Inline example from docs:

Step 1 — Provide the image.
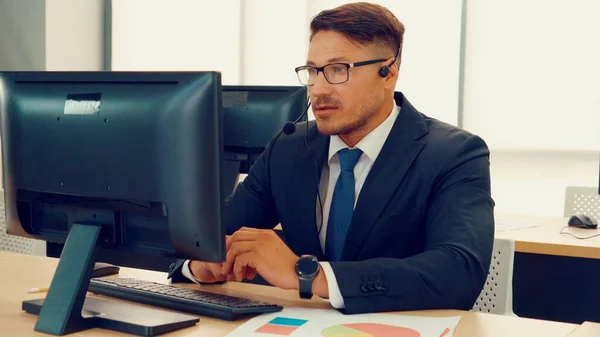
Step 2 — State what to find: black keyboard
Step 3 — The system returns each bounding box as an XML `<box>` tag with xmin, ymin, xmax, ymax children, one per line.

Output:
<box><xmin>88</xmin><ymin>278</ymin><xmax>283</xmax><ymax>321</ymax></box>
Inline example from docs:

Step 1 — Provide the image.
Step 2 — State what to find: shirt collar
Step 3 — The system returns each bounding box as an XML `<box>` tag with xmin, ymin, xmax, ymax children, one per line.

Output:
<box><xmin>328</xmin><ymin>103</ymin><xmax>400</xmax><ymax>164</ymax></box>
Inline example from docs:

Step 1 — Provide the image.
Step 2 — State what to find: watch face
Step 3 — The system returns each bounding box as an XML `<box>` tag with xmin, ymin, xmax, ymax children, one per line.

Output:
<box><xmin>296</xmin><ymin>255</ymin><xmax>319</xmax><ymax>277</ymax></box>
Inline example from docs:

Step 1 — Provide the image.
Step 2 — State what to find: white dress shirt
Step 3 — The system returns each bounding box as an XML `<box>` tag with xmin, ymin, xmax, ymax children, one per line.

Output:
<box><xmin>183</xmin><ymin>102</ymin><xmax>400</xmax><ymax>309</ymax></box>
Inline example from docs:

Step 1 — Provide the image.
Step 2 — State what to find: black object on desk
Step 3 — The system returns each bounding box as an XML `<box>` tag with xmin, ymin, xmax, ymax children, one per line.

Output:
<box><xmin>22</xmin><ymin>297</ymin><xmax>199</xmax><ymax>337</ymax></box>
<box><xmin>568</xmin><ymin>214</ymin><xmax>598</xmax><ymax>229</ymax></box>
<box><xmin>92</xmin><ymin>262</ymin><xmax>120</xmax><ymax>278</ymax></box>
<box><xmin>0</xmin><ymin>71</ymin><xmax>224</xmax><ymax>336</ymax></box>
<box><xmin>88</xmin><ymin>278</ymin><xmax>283</xmax><ymax>321</ymax></box>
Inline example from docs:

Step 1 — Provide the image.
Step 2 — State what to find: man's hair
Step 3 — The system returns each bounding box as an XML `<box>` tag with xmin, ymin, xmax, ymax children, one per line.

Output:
<box><xmin>310</xmin><ymin>2</ymin><xmax>405</xmax><ymax>62</ymax></box>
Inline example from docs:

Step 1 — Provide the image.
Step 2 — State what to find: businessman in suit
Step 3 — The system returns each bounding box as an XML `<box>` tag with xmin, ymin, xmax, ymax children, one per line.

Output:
<box><xmin>169</xmin><ymin>2</ymin><xmax>494</xmax><ymax>314</ymax></box>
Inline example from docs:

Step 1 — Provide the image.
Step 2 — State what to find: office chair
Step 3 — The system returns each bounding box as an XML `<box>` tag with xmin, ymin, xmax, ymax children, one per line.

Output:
<box><xmin>472</xmin><ymin>237</ymin><xmax>516</xmax><ymax>316</ymax></box>
<box><xmin>564</xmin><ymin>186</ymin><xmax>600</xmax><ymax>220</ymax></box>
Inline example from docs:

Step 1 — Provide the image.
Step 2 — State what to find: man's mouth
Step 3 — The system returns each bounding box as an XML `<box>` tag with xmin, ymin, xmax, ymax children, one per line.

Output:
<box><xmin>314</xmin><ymin>105</ymin><xmax>338</xmax><ymax>111</ymax></box>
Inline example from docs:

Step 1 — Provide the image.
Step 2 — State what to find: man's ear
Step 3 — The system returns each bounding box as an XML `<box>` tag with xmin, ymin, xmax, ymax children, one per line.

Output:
<box><xmin>382</xmin><ymin>58</ymin><xmax>400</xmax><ymax>90</ymax></box>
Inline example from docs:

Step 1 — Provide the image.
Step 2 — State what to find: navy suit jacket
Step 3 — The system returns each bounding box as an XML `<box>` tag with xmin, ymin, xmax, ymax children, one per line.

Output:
<box><xmin>169</xmin><ymin>92</ymin><xmax>495</xmax><ymax>314</ymax></box>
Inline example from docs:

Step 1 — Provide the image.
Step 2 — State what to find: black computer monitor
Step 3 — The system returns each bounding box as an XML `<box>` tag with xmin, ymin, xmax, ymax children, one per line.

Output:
<box><xmin>221</xmin><ymin>85</ymin><xmax>308</xmax><ymax>194</ymax></box>
<box><xmin>0</xmin><ymin>73</ymin><xmax>308</xmax><ymax>335</ymax></box>
<box><xmin>44</xmin><ymin>85</ymin><xmax>309</xmax><ymax>273</ymax></box>
<box><xmin>0</xmin><ymin>71</ymin><xmax>226</xmax><ymax>335</ymax></box>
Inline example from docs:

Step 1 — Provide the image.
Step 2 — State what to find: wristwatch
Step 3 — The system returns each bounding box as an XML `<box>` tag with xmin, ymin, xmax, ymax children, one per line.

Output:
<box><xmin>295</xmin><ymin>254</ymin><xmax>320</xmax><ymax>299</ymax></box>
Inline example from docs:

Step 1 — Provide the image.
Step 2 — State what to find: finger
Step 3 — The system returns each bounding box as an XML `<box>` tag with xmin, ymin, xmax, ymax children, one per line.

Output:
<box><xmin>189</xmin><ymin>261</ymin><xmax>211</xmax><ymax>282</ymax></box>
<box><xmin>206</xmin><ymin>262</ymin><xmax>225</xmax><ymax>282</ymax></box>
<box><xmin>226</xmin><ymin>231</ymin><xmax>264</xmax><ymax>251</ymax></box>
<box><xmin>233</xmin><ymin>252</ymin><xmax>257</xmax><ymax>282</ymax></box>
<box><xmin>246</xmin><ymin>267</ymin><xmax>258</xmax><ymax>280</ymax></box>
<box><xmin>235</xmin><ymin>265</ymin><xmax>247</xmax><ymax>282</ymax></box>
<box><xmin>238</xmin><ymin>226</ymin><xmax>269</xmax><ymax>232</ymax></box>
<box><xmin>222</xmin><ymin>241</ymin><xmax>256</xmax><ymax>275</ymax></box>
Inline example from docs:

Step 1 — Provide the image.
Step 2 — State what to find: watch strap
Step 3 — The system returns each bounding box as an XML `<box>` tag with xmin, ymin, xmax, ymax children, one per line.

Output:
<box><xmin>299</xmin><ymin>276</ymin><xmax>313</xmax><ymax>299</ymax></box>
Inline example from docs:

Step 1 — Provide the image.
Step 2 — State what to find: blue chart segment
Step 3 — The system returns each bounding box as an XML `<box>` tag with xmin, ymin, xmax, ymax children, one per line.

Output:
<box><xmin>254</xmin><ymin>317</ymin><xmax>308</xmax><ymax>335</ymax></box>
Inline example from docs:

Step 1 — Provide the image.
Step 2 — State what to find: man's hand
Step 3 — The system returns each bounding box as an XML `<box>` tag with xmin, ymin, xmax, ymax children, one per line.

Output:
<box><xmin>188</xmin><ymin>260</ymin><xmax>226</xmax><ymax>283</ymax></box>
<box><xmin>221</xmin><ymin>227</ymin><xmax>300</xmax><ymax>290</ymax></box>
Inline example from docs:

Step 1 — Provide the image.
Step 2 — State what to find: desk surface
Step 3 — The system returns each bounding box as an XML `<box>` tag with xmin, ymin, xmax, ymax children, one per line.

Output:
<box><xmin>0</xmin><ymin>252</ymin><xmax>579</xmax><ymax>337</ymax></box>
<box><xmin>495</xmin><ymin>214</ymin><xmax>600</xmax><ymax>259</ymax></box>
<box><xmin>568</xmin><ymin>322</ymin><xmax>600</xmax><ymax>336</ymax></box>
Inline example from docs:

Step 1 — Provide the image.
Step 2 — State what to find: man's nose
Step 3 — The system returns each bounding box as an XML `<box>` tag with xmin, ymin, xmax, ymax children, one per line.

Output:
<box><xmin>309</xmin><ymin>72</ymin><xmax>333</xmax><ymax>97</ymax></box>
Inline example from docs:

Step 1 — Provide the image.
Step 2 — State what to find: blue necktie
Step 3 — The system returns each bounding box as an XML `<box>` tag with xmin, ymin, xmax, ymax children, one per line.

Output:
<box><xmin>325</xmin><ymin>148</ymin><xmax>363</xmax><ymax>261</ymax></box>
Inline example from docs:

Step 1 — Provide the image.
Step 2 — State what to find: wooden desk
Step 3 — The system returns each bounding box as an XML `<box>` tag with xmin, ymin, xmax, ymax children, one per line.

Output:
<box><xmin>0</xmin><ymin>252</ymin><xmax>579</xmax><ymax>337</ymax></box>
<box><xmin>568</xmin><ymin>322</ymin><xmax>600</xmax><ymax>337</ymax></box>
<box><xmin>494</xmin><ymin>214</ymin><xmax>600</xmax><ymax>324</ymax></box>
<box><xmin>495</xmin><ymin>214</ymin><xmax>600</xmax><ymax>259</ymax></box>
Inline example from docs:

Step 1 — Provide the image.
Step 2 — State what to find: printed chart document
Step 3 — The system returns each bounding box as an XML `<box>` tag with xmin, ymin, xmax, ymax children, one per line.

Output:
<box><xmin>226</xmin><ymin>307</ymin><xmax>461</xmax><ymax>337</ymax></box>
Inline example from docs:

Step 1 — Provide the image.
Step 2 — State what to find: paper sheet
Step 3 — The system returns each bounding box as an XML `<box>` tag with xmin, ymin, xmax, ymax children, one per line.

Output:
<box><xmin>495</xmin><ymin>219</ymin><xmax>541</xmax><ymax>231</ymax></box>
<box><xmin>226</xmin><ymin>307</ymin><xmax>461</xmax><ymax>337</ymax></box>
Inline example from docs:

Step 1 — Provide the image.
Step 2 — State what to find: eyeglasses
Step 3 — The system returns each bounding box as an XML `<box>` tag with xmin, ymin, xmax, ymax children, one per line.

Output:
<box><xmin>294</xmin><ymin>58</ymin><xmax>387</xmax><ymax>86</ymax></box>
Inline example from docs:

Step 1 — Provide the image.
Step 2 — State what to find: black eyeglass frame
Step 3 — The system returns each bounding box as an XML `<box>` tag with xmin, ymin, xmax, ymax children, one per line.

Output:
<box><xmin>294</xmin><ymin>58</ymin><xmax>387</xmax><ymax>86</ymax></box>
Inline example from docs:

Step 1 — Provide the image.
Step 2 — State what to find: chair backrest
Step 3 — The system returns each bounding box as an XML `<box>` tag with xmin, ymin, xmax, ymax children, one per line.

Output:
<box><xmin>564</xmin><ymin>186</ymin><xmax>600</xmax><ymax>220</ymax></box>
<box><xmin>472</xmin><ymin>237</ymin><xmax>515</xmax><ymax>315</ymax></box>
<box><xmin>0</xmin><ymin>195</ymin><xmax>36</xmax><ymax>255</ymax></box>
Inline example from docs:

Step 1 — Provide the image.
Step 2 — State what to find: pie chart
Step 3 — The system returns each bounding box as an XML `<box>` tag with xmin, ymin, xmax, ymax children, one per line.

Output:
<box><xmin>321</xmin><ymin>323</ymin><xmax>421</xmax><ymax>337</ymax></box>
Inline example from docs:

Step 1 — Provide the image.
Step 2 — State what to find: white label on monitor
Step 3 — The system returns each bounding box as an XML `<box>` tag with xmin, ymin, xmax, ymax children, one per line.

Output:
<box><xmin>64</xmin><ymin>93</ymin><xmax>102</xmax><ymax>115</ymax></box>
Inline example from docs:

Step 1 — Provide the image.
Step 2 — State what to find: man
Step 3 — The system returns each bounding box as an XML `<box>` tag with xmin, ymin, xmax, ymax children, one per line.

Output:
<box><xmin>169</xmin><ymin>2</ymin><xmax>494</xmax><ymax>314</ymax></box>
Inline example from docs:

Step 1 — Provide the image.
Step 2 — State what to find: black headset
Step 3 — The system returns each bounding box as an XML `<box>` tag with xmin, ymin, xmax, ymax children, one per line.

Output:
<box><xmin>379</xmin><ymin>48</ymin><xmax>401</xmax><ymax>78</ymax></box>
<box><xmin>379</xmin><ymin>65</ymin><xmax>390</xmax><ymax>78</ymax></box>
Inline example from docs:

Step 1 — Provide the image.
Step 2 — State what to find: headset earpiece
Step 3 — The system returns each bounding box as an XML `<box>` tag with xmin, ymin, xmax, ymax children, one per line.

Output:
<box><xmin>379</xmin><ymin>66</ymin><xmax>390</xmax><ymax>78</ymax></box>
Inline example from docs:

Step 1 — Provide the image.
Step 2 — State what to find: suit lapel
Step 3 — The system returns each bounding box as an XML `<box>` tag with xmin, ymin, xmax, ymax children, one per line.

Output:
<box><xmin>287</xmin><ymin>122</ymin><xmax>328</xmax><ymax>260</ymax></box>
<box><xmin>341</xmin><ymin>93</ymin><xmax>429</xmax><ymax>260</ymax></box>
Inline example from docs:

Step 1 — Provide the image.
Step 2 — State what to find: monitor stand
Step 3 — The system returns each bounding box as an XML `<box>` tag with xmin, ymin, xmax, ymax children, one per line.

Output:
<box><xmin>22</xmin><ymin>223</ymin><xmax>199</xmax><ymax>336</ymax></box>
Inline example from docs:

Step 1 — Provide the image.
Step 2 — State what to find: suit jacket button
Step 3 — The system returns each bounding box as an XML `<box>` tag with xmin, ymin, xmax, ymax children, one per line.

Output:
<box><xmin>367</xmin><ymin>281</ymin><xmax>375</xmax><ymax>292</ymax></box>
<box><xmin>381</xmin><ymin>281</ymin><xmax>389</xmax><ymax>291</ymax></box>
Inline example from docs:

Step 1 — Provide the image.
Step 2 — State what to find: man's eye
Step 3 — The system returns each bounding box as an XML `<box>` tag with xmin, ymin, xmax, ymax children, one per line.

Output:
<box><xmin>333</xmin><ymin>66</ymin><xmax>345</xmax><ymax>73</ymax></box>
<box><xmin>308</xmin><ymin>68</ymin><xmax>318</xmax><ymax>75</ymax></box>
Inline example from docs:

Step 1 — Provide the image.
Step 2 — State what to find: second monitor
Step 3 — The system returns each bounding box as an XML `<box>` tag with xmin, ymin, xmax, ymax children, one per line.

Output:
<box><xmin>221</xmin><ymin>85</ymin><xmax>308</xmax><ymax>196</ymax></box>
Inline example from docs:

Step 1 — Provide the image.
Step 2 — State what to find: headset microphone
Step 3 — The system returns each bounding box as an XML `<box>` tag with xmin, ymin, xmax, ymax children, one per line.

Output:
<box><xmin>282</xmin><ymin>122</ymin><xmax>296</xmax><ymax>135</ymax></box>
<box><xmin>283</xmin><ymin>101</ymin><xmax>311</xmax><ymax>135</ymax></box>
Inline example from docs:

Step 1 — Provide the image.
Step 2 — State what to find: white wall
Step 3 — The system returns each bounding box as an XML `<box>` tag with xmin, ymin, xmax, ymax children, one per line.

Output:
<box><xmin>0</xmin><ymin>0</ymin><xmax>46</xmax><ymax>71</ymax></box>
<box><xmin>464</xmin><ymin>0</ymin><xmax>600</xmax><ymax>217</ymax></box>
<box><xmin>45</xmin><ymin>0</ymin><xmax>104</xmax><ymax>71</ymax></box>
<box><xmin>463</xmin><ymin>0</ymin><xmax>600</xmax><ymax>152</ymax></box>
<box><xmin>111</xmin><ymin>0</ymin><xmax>242</xmax><ymax>85</ymax></box>
<box><xmin>241</xmin><ymin>0</ymin><xmax>308</xmax><ymax>86</ymax></box>
<box><xmin>490</xmin><ymin>151</ymin><xmax>599</xmax><ymax>217</ymax></box>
